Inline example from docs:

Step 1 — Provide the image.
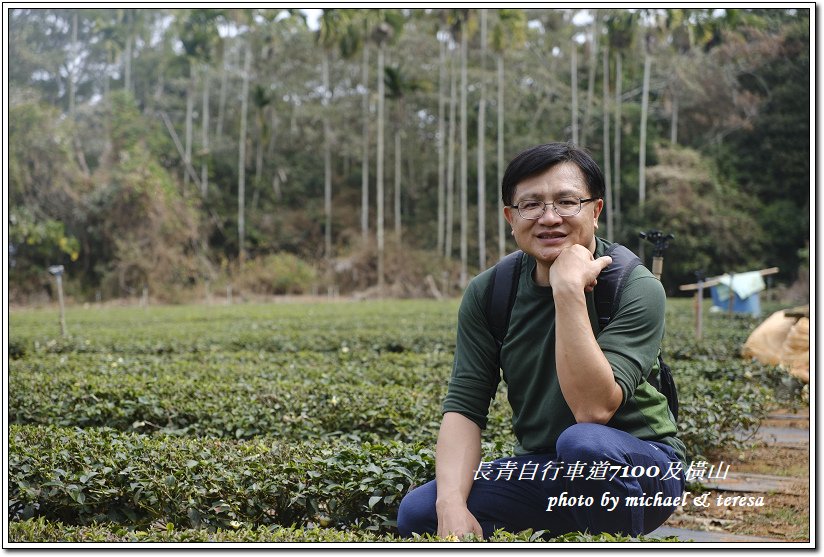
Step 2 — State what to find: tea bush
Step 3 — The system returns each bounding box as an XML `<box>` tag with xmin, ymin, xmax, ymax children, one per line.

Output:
<box><xmin>7</xmin><ymin>516</ymin><xmax>678</xmax><ymax>543</ymax></box>
<box><xmin>9</xmin><ymin>364</ymin><xmax>445</xmax><ymax>441</ymax></box>
<box><xmin>9</xmin><ymin>350</ymin><xmax>516</xmax><ymax>446</ymax></box>
<box><xmin>7</xmin><ymin>298</ymin><xmax>798</xmax><ymax>543</ymax></box>
<box><xmin>8</xmin><ymin>425</ymin><xmax>435</xmax><ymax>532</ymax></box>
<box><xmin>8</xmin><ymin>300</ymin><xmax>458</xmax><ymax>355</ymax></box>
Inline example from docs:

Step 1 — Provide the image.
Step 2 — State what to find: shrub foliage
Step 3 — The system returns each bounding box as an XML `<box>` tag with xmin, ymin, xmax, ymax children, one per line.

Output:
<box><xmin>7</xmin><ymin>298</ymin><xmax>798</xmax><ymax>542</ymax></box>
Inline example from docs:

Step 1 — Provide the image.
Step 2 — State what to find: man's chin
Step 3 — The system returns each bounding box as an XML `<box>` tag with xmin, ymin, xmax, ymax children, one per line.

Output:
<box><xmin>531</xmin><ymin>247</ymin><xmax>562</xmax><ymax>266</ymax></box>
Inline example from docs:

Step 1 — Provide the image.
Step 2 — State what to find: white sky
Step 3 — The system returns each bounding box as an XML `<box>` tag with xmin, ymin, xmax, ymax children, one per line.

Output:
<box><xmin>302</xmin><ymin>8</ymin><xmax>321</xmax><ymax>31</ymax></box>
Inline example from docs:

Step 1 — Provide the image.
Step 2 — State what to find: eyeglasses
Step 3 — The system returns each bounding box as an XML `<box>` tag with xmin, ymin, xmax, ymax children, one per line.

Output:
<box><xmin>509</xmin><ymin>197</ymin><xmax>598</xmax><ymax>220</ymax></box>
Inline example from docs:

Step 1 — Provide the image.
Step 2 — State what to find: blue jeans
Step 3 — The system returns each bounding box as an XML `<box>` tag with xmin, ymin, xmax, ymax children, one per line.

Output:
<box><xmin>396</xmin><ymin>423</ymin><xmax>685</xmax><ymax>539</ymax></box>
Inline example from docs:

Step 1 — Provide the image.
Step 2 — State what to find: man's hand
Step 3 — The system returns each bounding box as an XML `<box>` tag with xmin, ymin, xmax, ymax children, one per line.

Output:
<box><xmin>436</xmin><ymin>501</ymin><xmax>483</xmax><ymax>540</ymax></box>
<box><xmin>434</xmin><ymin>413</ymin><xmax>483</xmax><ymax>540</ymax></box>
<box><xmin>549</xmin><ymin>244</ymin><xmax>612</xmax><ymax>294</ymax></box>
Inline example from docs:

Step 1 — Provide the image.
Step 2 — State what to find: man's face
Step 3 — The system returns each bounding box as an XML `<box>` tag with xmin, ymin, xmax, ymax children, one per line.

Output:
<box><xmin>503</xmin><ymin>162</ymin><xmax>603</xmax><ymax>267</ymax></box>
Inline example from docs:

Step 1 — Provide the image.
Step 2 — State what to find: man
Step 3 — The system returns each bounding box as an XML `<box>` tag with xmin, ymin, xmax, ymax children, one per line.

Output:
<box><xmin>397</xmin><ymin>142</ymin><xmax>685</xmax><ymax>539</ymax></box>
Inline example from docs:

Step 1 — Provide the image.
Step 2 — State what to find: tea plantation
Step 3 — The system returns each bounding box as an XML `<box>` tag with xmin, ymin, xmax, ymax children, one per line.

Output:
<box><xmin>7</xmin><ymin>298</ymin><xmax>796</xmax><ymax>543</ymax></box>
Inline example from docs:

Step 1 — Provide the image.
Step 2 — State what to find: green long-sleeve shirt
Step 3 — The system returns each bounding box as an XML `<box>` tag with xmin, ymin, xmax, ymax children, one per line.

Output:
<box><xmin>442</xmin><ymin>237</ymin><xmax>686</xmax><ymax>464</ymax></box>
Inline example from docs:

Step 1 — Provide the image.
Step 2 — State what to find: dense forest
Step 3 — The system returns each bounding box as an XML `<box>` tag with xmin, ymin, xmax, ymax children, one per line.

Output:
<box><xmin>7</xmin><ymin>8</ymin><xmax>811</xmax><ymax>303</ymax></box>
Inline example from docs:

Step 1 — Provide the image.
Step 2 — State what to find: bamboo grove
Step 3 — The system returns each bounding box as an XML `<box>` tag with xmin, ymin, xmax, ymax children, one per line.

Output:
<box><xmin>7</xmin><ymin>8</ymin><xmax>811</xmax><ymax>302</ymax></box>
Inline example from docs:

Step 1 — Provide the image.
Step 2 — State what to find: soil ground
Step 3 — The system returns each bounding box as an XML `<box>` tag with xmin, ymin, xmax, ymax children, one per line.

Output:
<box><xmin>662</xmin><ymin>406</ymin><xmax>810</xmax><ymax>542</ymax></box>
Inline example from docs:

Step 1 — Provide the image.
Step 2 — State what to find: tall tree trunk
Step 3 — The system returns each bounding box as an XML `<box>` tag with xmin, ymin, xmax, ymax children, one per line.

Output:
<box><xmin>104</xmin><ymin>48</ymin><xmax>112</xmax><ymax>104</ymax></box>
<box><xmin>581</xmin><ymin>10</ymin><xmax>598</xmax><ymax>146</ymax></box>
<box><xmin>602</xmin><ymin>42</ymin><xmax>613</xmax><ymax>242</ymax></box>
<box><xmin>237</xmin><ymin>42</ymin><xmax>251</xmax><ymax>264</ymax></box>
<box><xmin>445</xmin><ymin>48</ymin><xmax>457</xmax><ymax>260</ymax></box>
<box><xmin>613</xmin><ymin>52</ymin><xmax>622</xmax><ymax>235</ymax></box>
<box><xmin>361</xmin><ymin>43</ymin><xmax>370</xmax><ymax>243</ymax></box>
<box><xmin>150</xmin><ymin>29</ymin><xmax>166</xmax><ymax>113</ymax></box>
<box><xmin>638</xmin><ymin>42</ymin><xmax>651</xmax><ymax>259</ymax></box>
<box><xmin>322</xmin><ymin>52</ymin><xmax>333</xmax><ymax>268</ymax></box>
<box><xmin>69</xmin><ymin>12</ymin><xmax>89</xmax><ymax>177</ymax></box>
<box><xmin>437</xmin><ymin>31</ymin><xmax>446</xmax><ymax>256</ymax></box>
<box><xmin>201</xmin><ymin>64</ymin><xmax>210</xmax><ymax>199</ymax></box>
<box><xmin>406</xmin><ymin>139</ymin><xmax>416</xmax><ymax>208</ymax></box>
<box><xmin>101</xmin><ymin>47</ymin><xmax>114</xmax><ymax>167</ymax></box>
<box><xmin>497</xmin><ymin>51</ymin><xmax>505</xmax><ymax>261</ymax></box>
<box><xmin>394</xmin><ymin>125</ymin><xmax>402</xmax><ymax>246</ymax></box>
<box><xmin>184</xmin><ymin>74</ymin><xmax>194</xmax><ymax>191</ymax></box>
<box><xmin>670</xmin><ymin>86</ymin><xmax>679</xmax><ymax>145</ymax></box>
<box><xmin>253</xmin><ymin>110</ymin><xmax>265</xmax><ymax>212</ymax></box>
<box><xmin>571</xmin><ymin>41</ymin><xmax>579</xmax><ymax>144</ymax></box>
<box><xmin>216</xmin><ymin>46</ymin><xmax>230</xmax><ymax>142</ymax></box>
<box><xmin>269</xmin><ymin>109</ymin><xmax>282</xmax><ymax>202</ymax></box>
<box><xmin>68</xmin><ymin>12</ymin><xmax>77</xmax><ymax>119</ymax></box>
<box><xmin>123</xmin><ymin>9</ymin><xmax>134</xmax><ymax>95</ymax></box>
<box><xmin>476</xmin><ymin>8</ymin><xmax>488</xmax><ymax>271</ymax></box>
<box><xmin>459</xmin><ymin>29</ymin><xmax>469</xmax><ymax>287</ymax></box>
<box><xmin>376</xmin><ymin>45</ymin><xmax>386</xmax><ymax>291</ymax></box>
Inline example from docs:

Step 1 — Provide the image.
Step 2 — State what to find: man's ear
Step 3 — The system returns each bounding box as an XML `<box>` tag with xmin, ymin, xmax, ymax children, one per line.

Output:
<box><xmin>592</xmin><ymin>198</ymin><xmax>604</xmax><ymax>224</ymax></box>
<box><xmin>503</xmin><ymin>205</ymin><xmax>515</xmax><ymax>227</ymax></box>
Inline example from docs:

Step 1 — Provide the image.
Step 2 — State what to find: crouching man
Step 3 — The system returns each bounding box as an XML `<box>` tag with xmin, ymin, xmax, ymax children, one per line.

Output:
<box><xmin>397</xmin><ymin>142</ymin><xmax>685</xmax><ymax>539</ymax></box>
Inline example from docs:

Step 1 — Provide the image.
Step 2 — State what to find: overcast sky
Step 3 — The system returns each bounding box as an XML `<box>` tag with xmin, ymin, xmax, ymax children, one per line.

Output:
<box><xmin>302</xmin><ymin>8</ymin><xmax>321</xmax><ymax>30</ymax></box>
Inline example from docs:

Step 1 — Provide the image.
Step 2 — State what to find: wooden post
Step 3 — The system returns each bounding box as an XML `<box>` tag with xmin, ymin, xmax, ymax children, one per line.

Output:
<box><xmin>696</xmin><ymin>279</ymin><xmax>703</xmax><ymax>341</ymax></box>
<box><xmin>727</xmin><ymin>273</ymin><xmax>735</xmax><ymax>316</ymax></box>
<box><xmin>56</xmin><ymin>273</ymin><xmax>67</xmax><ymax>336</ymax></box>
<box><xmin>49</xmin><ymin>266</ymin><xmax>67</xmax><ymax>336</ymax></box>
<box><xmin>651</xmin><ymin>256</ymin><xmax>663</xmax><ymax>280</ymax></box>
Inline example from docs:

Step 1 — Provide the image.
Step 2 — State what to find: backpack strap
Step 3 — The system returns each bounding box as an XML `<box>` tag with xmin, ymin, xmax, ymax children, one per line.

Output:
<box><xmin>485</xmin><ymin>250</ymin><xmax>524</xmax><ymax>360</ymax></box>
<box><xmin>594</xmin><ymin>243</ymin><xmax>679</xmax><ymax>421</ymax></box>
<box><xmin>594</xmin><ymin>243</ymin><xmax>643</xmax><ymax>331</ymax></box>
<box><xmin>658</xmin><ymin>358</ymin><xmax>679</xmax><ymax>421</ymax></box>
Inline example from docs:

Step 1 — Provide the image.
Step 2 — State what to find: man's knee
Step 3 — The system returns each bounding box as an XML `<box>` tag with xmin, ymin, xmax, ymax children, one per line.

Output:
<box><xmin>556</xmin><ymin>422</ymin><xmax>619</xmax><ymax>461</ymax></box>
<box><xmin>396</xmin><ymin>481</ymin><xmax>437</xmax><ymax>537</ymax></box>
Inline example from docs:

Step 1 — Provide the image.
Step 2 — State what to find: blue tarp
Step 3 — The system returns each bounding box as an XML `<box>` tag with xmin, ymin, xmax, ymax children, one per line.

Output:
<box><xmin>710</xmin><ymin>271</ymin><xmax>765</xmax><ymax>317</ymax></box>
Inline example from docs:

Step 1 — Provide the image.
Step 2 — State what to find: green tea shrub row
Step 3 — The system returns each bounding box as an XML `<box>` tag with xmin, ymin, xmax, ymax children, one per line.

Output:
<box><xmin>9</xmin><ymin>425</ymin><xmax>434</xmax><ymax>532</ymax></box>
<box><xmin>8</xmin><ymin>517</ymin><xmax>400</xmax><ymax>543</ymax></box>
<box><xmin>10</xmin><ymin>299</ymin><xmax>776</xmax><ymax>361</ymax></box>
<box><xmin>676</xmin><ymin>378</ymin><xmax>773</xmax><ymax>459</ymax></box>
<box><xmin>11</xmin><ymin>353</ymin><xmax>780</xmax><ymax>458</ymax></box>
<box><xmin>669</xmin><ymin>358</ymin><xmax>782</xmax><ymax>459</ymax></box>
<box><xmin>10</xmin><ymin>301</ymin><xmax>460</xmax><ymax>357</ymax></box>
<box><xmin>10</xmin><ymin>349</ymin><xmax>453</xmax><ymax>390</ymax></box>
<box><xmin>10</xmin><ymin>351</ymin><xmax>780</xmax><ymax>458</ymax></box>
<box><xmin>9</xmin><ymin>374</ymin><xmax>446</xmax><ymax>443</ymax></box>
<box><xmin>7</xmin><ymin>517</ymin><xmax>678</xmax><ymax>543</ymax></box>
<box><xmin>9</xmin><ymin>350</ymin><xmax>514</xmax><ymax>446</ymax></box>
<box><xmin>663</xmin><ymin>308</ymin><xmax>769</xmax><ymax>361</ymax></box>
<box><xmin>11</xmin><ymin>330</ymin><xmax>455</xmax><ymax>358</ymax></box>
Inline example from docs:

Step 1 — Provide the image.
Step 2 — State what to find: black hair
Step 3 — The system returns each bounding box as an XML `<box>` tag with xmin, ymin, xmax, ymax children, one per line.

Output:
<box><xmin>501</xmin><ymin>142</ymin><xmax>605</xmax><ymax>206</ymax></box>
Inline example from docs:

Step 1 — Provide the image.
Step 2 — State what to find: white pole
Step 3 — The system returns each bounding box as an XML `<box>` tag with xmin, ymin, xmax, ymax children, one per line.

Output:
<box><xmin>696</xmin><ymin>280</ymin><xmax>704</xmax><ymax>341</ymax></box>
<box><xmin>55</xmin><ymin>274</ymin><xmax>67</xmax><ymax>336</ymax></box>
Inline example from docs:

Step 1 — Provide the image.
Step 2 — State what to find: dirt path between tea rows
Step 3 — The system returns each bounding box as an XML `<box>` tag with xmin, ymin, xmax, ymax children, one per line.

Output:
<box><xmin>650</xmin><ymin>406</ymin><xmax>810</xmax><ymax>543</ymax></box>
